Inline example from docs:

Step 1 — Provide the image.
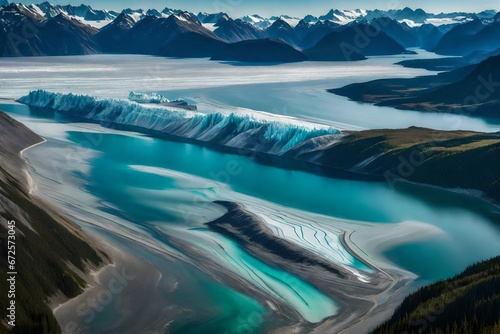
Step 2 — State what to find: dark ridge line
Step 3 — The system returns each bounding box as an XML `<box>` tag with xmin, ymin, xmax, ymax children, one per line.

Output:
<box><xmin>206</xmin><ymin>200</ymin><xmax>351</xmax><ymax>279</ymax></box>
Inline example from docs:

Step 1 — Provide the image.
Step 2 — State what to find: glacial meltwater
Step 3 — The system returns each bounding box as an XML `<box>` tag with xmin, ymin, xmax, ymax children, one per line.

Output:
<box><xmin>1</xmin><ymin>54</ymin><xmax>500</xmax><ymax>333</ymax></box>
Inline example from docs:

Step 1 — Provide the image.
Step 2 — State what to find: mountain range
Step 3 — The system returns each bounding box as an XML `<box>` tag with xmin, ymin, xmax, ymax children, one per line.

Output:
<box><xmin>213</xmin><ymin>16</ymin><xmax>266</xmax><ymax>43</ymax></box>
<box><xmin>96</xmin><ymin>12</ymin><xmax>225</xmax><ymax>56</ymax></box>
<box><xmin>304</xmin><ymin>24</ymin><xmax>410</xmax><ymax>61</ymax></box>
<box><xmin>2</xmin><ymin>2</ymin><xmax>497</xmax><ymax>29</ymax></box>
<box><xmin>0</xmin><ymin>2</ymin><xmax>499</xmax><ymax>62</ymax></box>
<box><xmin>433</xmin><ymin>15</ymin><xmax>500</xmax><ymax>55</ymax></box>
<box><xmin>0</xmin><ymin>5</ymin><xmax>99</xmax><ymax>56</ymax></box>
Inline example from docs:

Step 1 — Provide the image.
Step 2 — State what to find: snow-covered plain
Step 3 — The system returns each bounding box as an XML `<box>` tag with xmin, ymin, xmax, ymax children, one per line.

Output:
<box><xmin>0</xmin><ymin>54</ymin><xmax>430</xmax><ymax>99</ymax></box>
<box><xmin>1</xmin><ymin>54</ymin><xmax>499</xmax><ymax>133</ymax></box>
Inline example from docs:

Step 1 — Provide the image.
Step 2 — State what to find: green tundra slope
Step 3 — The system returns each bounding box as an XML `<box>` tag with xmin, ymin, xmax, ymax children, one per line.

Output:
<box><xmin>288</xmin><ymin>127</ymin><xmax>500</xmax><ymax>203</ymax></box>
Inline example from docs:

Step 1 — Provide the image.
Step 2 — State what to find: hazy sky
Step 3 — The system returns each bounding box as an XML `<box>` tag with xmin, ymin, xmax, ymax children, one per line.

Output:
<box><xmin>15</xmin><ymin>0</ymin><xmax>500</xmax><ymax>17</ymax></box>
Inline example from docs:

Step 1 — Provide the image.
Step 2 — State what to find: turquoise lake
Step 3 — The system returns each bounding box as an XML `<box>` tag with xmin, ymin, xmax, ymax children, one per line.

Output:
<box><xmin>4</xmin><ymin>101</ymin><xmax>500</xmax><ymax>274</ymax></box>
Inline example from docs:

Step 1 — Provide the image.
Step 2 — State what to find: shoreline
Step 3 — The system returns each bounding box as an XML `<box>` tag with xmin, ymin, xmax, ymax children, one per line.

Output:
<box><xmin>15</xmin><ymin>127</ymin><xmax>121</xmax><ymax>331</ymax></box>
<box><xmin>50</xmin><ymin>240</ymin><xmax>114</xmax><ymax>315</ymax></box>
<box><xmin>19</xmin><ymin>137</ymin><xmax>47</xmax><ymax>157</ymax></box>
<box><xmin>20</xmin><ymin>138</ymin><xmax>47</xmax><ymax>194</ymax></box>
<box><xmin>395</xmin><ymin>179</ymin><xmax>500</xmax><ymax>210</ymax></box>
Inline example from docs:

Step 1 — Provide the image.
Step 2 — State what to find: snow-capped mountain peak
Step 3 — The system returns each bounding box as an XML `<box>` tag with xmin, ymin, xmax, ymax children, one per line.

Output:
<box><xmin>277</xmin><ymin>15</ymin><xmax>301</xmax><ymax>28</ymax></box>
<box><xmin>171</xmin><ymin>11</ymin><xmax>200</xmax><ymax>24</ymax></box>
<box><xmin>240</xmin><ymin>14</ymin><xmax>273</xmax><ymax>29</ymax></box>
<box><xmin>162</xmin><ymin>7</ymin><xmax>183</xmax><ymax>16</ymax></box>
<box><xmin>318</xmin><ymin>9</ymin><xmax>367</xmax><ymax>24</ymax></box>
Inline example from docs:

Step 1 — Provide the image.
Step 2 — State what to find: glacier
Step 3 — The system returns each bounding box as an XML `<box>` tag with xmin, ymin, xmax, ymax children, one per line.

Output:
<box><xmin>18</xmin><ymin>90</ymin><xmax>339</xmax><ymax>155</ymax></box>
<box><xmin>128</xmin><ymin>91</ymin><xmax>187</xmax><ymax>104</ymax></box>
<box><xmin>128</xmin><ymin>91</ymin><xmax>171</xmax><ymax>104</ymax></box>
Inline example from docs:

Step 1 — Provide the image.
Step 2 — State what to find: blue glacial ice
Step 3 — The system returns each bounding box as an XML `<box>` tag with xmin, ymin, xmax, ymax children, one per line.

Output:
<box><xmin>18</xmin><ymin>90</ymin><xmax>339</xmax><ymax>154</ymax></box>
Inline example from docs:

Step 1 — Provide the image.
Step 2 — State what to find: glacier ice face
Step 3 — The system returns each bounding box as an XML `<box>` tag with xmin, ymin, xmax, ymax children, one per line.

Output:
<box><xmin>18</xmin><ymin>90</ymin><xmax>339</xmax><ymax>155</ymax></box>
